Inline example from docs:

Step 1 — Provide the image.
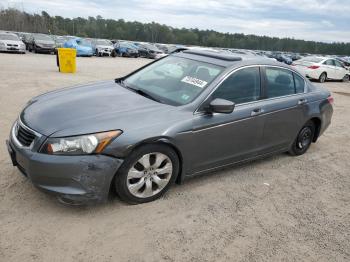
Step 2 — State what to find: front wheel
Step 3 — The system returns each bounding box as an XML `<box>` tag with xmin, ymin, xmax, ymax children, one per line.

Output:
<box><xmin>289</xmin><ymin>121</ymin><xmax>315</xmax><ymax>156</ymax></box>
<box><xmin>343</xmin><ymin>74</ymin><xmax>349</xmax><ymax>82</ymax></box>
<box><xmin>115</xmin><ymin>144</ymin><xmax>179</xmax><ymax>204</ymax></box>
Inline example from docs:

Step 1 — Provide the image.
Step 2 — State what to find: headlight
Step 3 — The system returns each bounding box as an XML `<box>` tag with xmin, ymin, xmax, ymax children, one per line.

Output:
<box><xmin>40</xmin><ymin>130</ymin><xmax>122</xmax><ymax>155</ymax></box>
<box><xmin>0</xmin><ymin>42</ymin><xmax>5</xmax><ymax>47</ymax></box>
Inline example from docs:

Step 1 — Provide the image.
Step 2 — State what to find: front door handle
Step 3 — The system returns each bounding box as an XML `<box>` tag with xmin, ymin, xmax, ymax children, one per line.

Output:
<box><xmin>298</xmin><ymin>98</ymin><xmax>308</xmax><ymax>105</ymax></box>
<box><xmin>251</xmin><ymin>108</ymin><xmax>264</xmax><ymax>116</ymax></box>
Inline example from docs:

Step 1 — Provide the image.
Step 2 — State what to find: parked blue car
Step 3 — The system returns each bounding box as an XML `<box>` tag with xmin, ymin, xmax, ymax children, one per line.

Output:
<box><xmin>113</xmin><ymin>41</ymin><xmax>139</xmax><ymax>57</ymax></box>
<box><xmin>63</xmin><ymin>38</ymin><xmax>94</xmax><ymax>57</ymax></box>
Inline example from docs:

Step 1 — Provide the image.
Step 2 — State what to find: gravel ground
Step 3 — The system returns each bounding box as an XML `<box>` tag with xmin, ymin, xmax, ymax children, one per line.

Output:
<box><xmin>0</xmin><ymin>53</ymin><xmax>349</xmax><ymax>262</ymax></box>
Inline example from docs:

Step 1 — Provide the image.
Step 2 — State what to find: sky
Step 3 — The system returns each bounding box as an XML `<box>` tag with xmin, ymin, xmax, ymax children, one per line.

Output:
<box><xmin>1</xmin><ymin>0</ymin><xmax>350</xmax><ymax>43</ymax></box>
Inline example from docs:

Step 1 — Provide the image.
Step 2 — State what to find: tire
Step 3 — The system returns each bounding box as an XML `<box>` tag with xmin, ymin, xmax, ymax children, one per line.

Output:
<box><xmin>115</xmin><ymin>144</ymin><xmax>179</xmax><ymax>204</ymax></box>
<box><xmin>319</xmin><ymin>72</ymin><xmax>327</xmax><ymax>83</ymax></box>
<box><xmin>343</xmin><ymin>74</ymin><xmax>349</xmax><ymax>82</ymax></box>
<box><xmin>289</xmin><ymin>121</ymin><xmax>315</xmax><ymax>156</ymax></box>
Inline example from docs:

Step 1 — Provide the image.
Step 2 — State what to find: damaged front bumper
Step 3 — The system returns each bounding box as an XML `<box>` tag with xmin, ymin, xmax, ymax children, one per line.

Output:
<box><xmin>6</xmin><ymin>135</ymin><xmax>123</xmax><ymax>205</ymax></box>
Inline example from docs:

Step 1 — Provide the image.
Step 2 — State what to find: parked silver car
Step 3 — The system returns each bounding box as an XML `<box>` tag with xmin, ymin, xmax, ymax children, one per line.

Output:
<box><xmin>91</xmin><ymin>39</ymin><xmax>114</xmax><ymax>56</ymax></box>
<box><xmin>6</xmin><ymin>50</ymin><xmax>333</xmax><ymax>205</ymax></box>
<box><xmin>0</xmin><ymin>32</ymin><xmax>26</xmax><ymax>53</ymax></box>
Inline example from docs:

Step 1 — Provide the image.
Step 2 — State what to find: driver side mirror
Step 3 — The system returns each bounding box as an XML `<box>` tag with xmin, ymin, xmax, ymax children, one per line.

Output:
<box><xmin>208</xmin><ymin>98</ymin><xmax>235</xmax><ymax>114</ymax></box>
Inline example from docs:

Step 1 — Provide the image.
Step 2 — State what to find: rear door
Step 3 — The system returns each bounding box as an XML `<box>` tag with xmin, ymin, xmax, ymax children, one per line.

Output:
<box><xmin>258</xmin><ymin>66</ymin><xmax>307</xmax><ymax>153</ymax></box>
<box><xmin>322</xmin><ymin>59</ymin><xmax>337</xmax><ymax>79</ymax></box>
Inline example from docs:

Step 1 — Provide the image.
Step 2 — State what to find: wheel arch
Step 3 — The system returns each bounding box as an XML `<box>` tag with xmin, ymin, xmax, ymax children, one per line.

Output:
<box><xmin>309</xmin><ymin>117</ymin><xmax>322</xmax><ymax>142</ymax></box>
<box><xmin>123</xmin><ymin>137</ymin><xmax>185</xmax><ymax>185</ymax></box>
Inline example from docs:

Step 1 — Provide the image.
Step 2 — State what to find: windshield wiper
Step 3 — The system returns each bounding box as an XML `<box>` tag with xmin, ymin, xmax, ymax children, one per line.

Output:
<box><xmin>133</xmin><ymin>88</ymin><xmax>162</xmax><ymax>103</ymax></box>
<box><xmin>117</xmin><ymin>80</ymin><xmax>162</xmax><ymax>103</ymax></box>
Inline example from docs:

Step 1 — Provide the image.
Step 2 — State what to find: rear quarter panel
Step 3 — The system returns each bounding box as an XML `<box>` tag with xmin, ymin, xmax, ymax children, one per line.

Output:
<box><xmin>303</xmin><ymin>82</ymin><xmax>333</xmax><ymax>137</ymax></box>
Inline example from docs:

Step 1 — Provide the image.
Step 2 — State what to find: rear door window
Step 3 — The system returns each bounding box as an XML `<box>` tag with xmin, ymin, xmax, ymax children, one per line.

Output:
<box><xmin>265</xmin><ymin>67</ymin><xmax>295</xmax><ymax>98</ymax></box>
<box><xmin>324</xmin><ymin>60</ymin><xmax>335</xmax><ymax>66</ymax></box>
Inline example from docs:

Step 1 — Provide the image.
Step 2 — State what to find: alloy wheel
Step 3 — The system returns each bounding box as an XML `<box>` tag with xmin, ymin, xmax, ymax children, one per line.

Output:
<box><xmin>320</xmin><ymin>73</ymin><xmax>326</xmax><ymax>83</ymax></box>
<box><xmin>126</xmin><ymin>152</ymin><xmax>173</xmax><ymax>198</ymax></box>
<box><xmin>297</xmin><ymin>127</ymin><xmax>312</xmax><ymax>149</ymax></box>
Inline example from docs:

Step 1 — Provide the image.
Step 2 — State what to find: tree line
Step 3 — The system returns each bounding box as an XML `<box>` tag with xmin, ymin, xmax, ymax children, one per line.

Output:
<box><xmin>1</xmin><ymin>8</ymin><xmax>349</xmax><ymax>55</ymax></box>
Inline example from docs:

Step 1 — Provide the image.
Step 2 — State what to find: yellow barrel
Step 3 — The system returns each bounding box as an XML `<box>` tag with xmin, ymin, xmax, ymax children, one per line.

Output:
<box><xmin>57</xmin><ymin>48</ymin><xmax>77</xmax><ymax>73</ymax></box>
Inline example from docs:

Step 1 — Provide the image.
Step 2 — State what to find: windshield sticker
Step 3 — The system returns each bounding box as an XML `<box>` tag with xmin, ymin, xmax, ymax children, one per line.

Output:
<box><xmin>181</xmin><ymin>94</ymin><xmax>190</xmax><ymax>100</ymax></box>
<box><xmin>181</xmin><ymin>76</ymin><xmax>208</xmax><ymax>88</ymax></box>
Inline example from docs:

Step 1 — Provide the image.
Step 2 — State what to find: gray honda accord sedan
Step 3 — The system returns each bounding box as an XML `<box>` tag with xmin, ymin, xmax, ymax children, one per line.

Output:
<box><xmin>6</xmin><ymin>50</ymin><xmax>333</xmax><ymax>205</ymax></box>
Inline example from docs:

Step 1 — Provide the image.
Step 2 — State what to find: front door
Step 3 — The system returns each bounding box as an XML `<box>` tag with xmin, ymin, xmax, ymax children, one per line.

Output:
<box><xmin>190</xmin><ymin>66</ymin><xmax>265</xmax><ymax>173</ymax></box>
<box><xmin>334</xmin><ymin>59</ymin><xmax>346</xmax><ymax>80</ymax></box>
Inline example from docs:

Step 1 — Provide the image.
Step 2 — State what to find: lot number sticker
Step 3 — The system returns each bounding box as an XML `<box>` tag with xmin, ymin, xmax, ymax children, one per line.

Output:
<box><xmin>181</xmin><ymin>76</ymin><xmax>208</xmax><ymax>88</ymax></box>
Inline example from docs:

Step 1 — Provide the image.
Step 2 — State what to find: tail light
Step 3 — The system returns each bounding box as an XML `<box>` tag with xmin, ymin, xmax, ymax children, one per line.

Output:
<box><xmin>327</xmin><ymin>95</ymin><xmax>334</xmax><ymax>105</ymax></box>
<box><xmin>308</xmin><ymin>65</ymin><xmax>320</xmax><ymax>69</ymax></box>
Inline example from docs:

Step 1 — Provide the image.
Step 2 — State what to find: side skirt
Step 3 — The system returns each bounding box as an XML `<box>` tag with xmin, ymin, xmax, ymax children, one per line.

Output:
<box><xmin>183</xmin><ymin>147</ymin><xmax>289</xmax><ymax>181</ymax></box>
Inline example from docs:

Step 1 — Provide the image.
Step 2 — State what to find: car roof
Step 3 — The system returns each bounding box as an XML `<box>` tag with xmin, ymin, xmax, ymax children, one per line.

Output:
<box><xmin>174</xmin><ymin>49</ymin><xmax>287</xmax><ymax>69</ymax></box>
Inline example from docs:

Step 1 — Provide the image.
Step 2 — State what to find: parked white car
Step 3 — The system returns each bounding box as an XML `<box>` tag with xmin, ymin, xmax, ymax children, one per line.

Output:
<box><xmin>293</xmin><ymin>57</ymin><xmax>349</xmax><ymax>83</ymax></box>
<box><xmin>92</xmin><ymin>39</ymin><xmax>114</xmax><ymax>56</ymax></box>
<box><xmin>0</xmin><ymin>32</ymin><xmax>26</xmax><ymax>54</ymax></box>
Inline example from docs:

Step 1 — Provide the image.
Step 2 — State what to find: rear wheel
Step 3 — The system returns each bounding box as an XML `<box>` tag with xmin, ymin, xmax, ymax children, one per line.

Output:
<box><xmin>115</xmin><ymin>144</ymin><xmax>179</xmax><ymax>204</ymax></box>
<box><xmin>289</xmin><ymin>121</ymin><xmax>315</xmax><ymax>156</ymax></box>
<box><xmin>319</xmin><ymin>72</ymin><xmax>327</xmax><ymax>83</ymax></box>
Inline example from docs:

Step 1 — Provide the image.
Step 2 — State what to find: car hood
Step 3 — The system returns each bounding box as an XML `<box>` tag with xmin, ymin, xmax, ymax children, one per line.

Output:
<box><xmin>21</xmin><ymin>81</ymin><xmax>179</xmax><ymax>137</ymax></box>
<box><xmin>35</xmin><ymin>40</ymin><xmax>55</xmax><ymax>45</ymax></box>
<box><xmin>0</xmin><ymin>40</ymin><xmax>23</xmax><ymax>45</ymax></box>
<box><xmin>78</xmin><ymin>45</ymin><xmax>93</xmax><ymax>50</ymax></box>
<box><xmin>96</xmin><ymin>45</ymin><xmax>113</xmax><ymax>49</ymax></box>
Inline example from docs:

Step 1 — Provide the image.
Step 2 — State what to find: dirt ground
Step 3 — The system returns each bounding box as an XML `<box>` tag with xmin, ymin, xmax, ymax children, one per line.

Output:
<box><xmin>0</xmin><ymin>53</ymin><xmax>349</xmax><ymax>262</ymax></box>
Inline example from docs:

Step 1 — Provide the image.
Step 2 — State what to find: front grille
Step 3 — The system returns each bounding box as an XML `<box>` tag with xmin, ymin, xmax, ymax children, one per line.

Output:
<box><xmin>7</xmin><ymin>44</ymin><xmax>19</xmax><ymax>47</ymax></box>
<box><xmin>16</xmin><ymin>124</ymin><xmax>36</xmax><ymax>147</ymax></box>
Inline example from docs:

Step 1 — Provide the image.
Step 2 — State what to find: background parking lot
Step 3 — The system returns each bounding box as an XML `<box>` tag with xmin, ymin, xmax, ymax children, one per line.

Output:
<box><xmin>0</xmin><ymin>53</ymin><xmax>349</xmax><ymax>262</ymax></box>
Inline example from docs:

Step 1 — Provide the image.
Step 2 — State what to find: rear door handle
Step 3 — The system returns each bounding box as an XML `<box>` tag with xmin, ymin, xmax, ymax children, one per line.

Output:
<box><xmin>251</xmin><ymin>108</ymin><xmax>264</xmax><ymax>116</ymax></box>
<box><xmin>298</xmin><ymin>98</ymin><xmax>308</xmax><ymax>105</ymax></box>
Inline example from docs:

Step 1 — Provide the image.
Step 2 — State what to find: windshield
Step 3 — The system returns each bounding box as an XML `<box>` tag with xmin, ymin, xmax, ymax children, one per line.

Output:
<box><xmin>34</xmin><ymin>34</ymin><xmax>53</xmax><ymax>41</ymax></box>
<box><xmin>0</xmin><ymin>34</ymin><xmax>20</xmax><ymax>41</ymax></box>
<box><xmin>124</xmin><ymin>56</ymin><xmax>224</xmax><ymax>106</ymax></box>
<box><xmin>96</xmin><ymin>39</ymin><xmax>112</xmax><ymax>46</ymax></box>
<box><xmin>78</xmin><ymin>39</ymin><xmax>92</xmax><ymax>46</ymax></box>
<box><xmin>56</xmin><ymin>37</ymin><xmax>67</xmax><ymax>43</ymax></box>
<box><xmin>141</xmin><ymin>43</ymin><xmax>160</xmax><ymax>51</ymax></box>
<box><xmin>120</xmin><ymin>42</ymin><xmax>135</xmax><ymax>49</ymax></box>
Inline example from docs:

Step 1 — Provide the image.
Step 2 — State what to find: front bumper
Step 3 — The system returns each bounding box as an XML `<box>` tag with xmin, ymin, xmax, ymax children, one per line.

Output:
<box><xmin>7</xmin><ymin>124</ymin><xmax>123</xmax><ymax>205</ymax></box>
<box><xmin>35</xmin><ymin>45</ymin><xmax>55</xmax><ymax>53</ymax></box>
<box><xmin>0</xmin><ymin>45</ymin><xmax>25</xmax><ymax>53</ymax></box>
<box><xmin>97</xmin><ymin>49</ymin><xmax>113</xmax><ymax>56</ymax></box>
